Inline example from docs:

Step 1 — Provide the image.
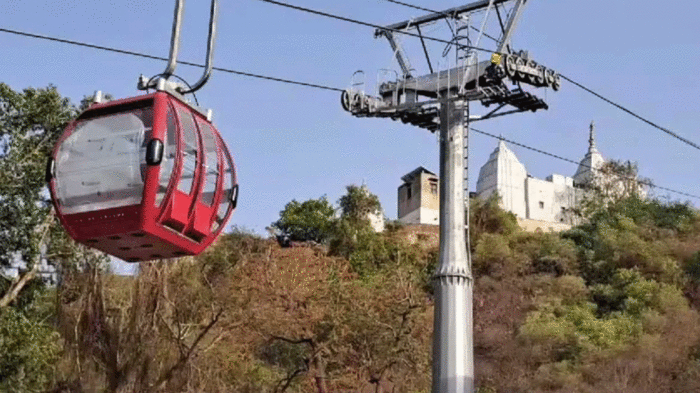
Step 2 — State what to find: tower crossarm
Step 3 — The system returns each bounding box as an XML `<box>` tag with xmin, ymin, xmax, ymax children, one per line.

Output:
<box><xmin>378</xmin><ymin>60</ymin><xmax>495</xmax><ymax>99</ymax></box>
<box><xmin>378</xmin><ymin>0</ymin><xmax>512</xmax><ymax>33</ymax></box>
<box><xmin>350</xmin><ymin>0</ymin><xmax>561</xmax><ymax>121</ymax></box>
<box><xmin>377</xmin><ymin>0</ymin><xmax>527</xmax><ymax>57</ymax></box>
<box><xmin>340</xmin><ymin>80</ymin><xmax>548</xmax><ymax>130</ymax></box>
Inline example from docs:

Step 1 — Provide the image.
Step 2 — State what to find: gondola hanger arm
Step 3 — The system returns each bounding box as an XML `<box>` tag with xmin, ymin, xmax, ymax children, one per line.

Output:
<box><xmin>138</xmin><ymin>0</ymin><xmax>218</xmax><ymax>95</ymax></box>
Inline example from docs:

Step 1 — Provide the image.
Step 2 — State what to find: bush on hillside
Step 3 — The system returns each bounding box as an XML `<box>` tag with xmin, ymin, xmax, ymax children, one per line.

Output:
<box><xmin>199</xmin><ymin>227</ymin><xmax>270</xmax><ymax>280</ymax></box>
<box><xmin>685</xmin><ymin>251</ymin><xmax>700</xmax><ymax>284</ymax></box>
<box><xmin>327</xmin><ymin>185</ymin><xmax>428</xmax><ymax>279</ymax></box>
<box><xmin>0</xmin><ymin>307</ymin><xmax>60</xmax><ymax>392</ymax></box>
<box><xmin>521</xmin><ymin>267</ymin><xmax>691</xmax><ymax>369</ymax></box>
<box><xmin>580</xmin><ymin>194</ymin><xmax>697</xmax><ymax>238</ymax></box>
<box><xmin>469</xmin><ymin>193</ymin><xmax>520</xmax><ymax>248</ymax></box>
<box><xmin>330</xmin><ymin>218</ymin><xmax>430</xmax><ymax>280</ymax></box>
<box><xmin>562</xmin><ymin>195</ymin><xmax>696</xmax><ymax>287</ymax></box>
<box><xmin>510</xmin><ymin>232</ymin><xmax>579</xmax><ymax>276</ymax></box>
<box><xmin>473</xmin><ymin>233</ymin><xmax>515</xmax><ymax>277</ymax></box>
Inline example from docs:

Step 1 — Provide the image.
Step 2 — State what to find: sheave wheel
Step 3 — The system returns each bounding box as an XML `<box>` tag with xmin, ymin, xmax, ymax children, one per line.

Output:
<box><xmin>341</xmin><ymin>90</ymin><xmax>353</xmax><ymax>112</ymax></box>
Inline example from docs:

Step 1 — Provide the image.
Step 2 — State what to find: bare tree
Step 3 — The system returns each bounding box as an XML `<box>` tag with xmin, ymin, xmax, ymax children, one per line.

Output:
<box><xmin>57</xmin><ymin>261</ymin><xmax>223</xmax><ymax>392</ymax></box>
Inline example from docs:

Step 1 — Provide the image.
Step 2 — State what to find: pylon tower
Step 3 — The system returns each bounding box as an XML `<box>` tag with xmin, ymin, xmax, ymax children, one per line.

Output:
<box><xmin>341</xmin><ymin>1</ymin><xmax>560</xmax><ymax>392</ymax></box>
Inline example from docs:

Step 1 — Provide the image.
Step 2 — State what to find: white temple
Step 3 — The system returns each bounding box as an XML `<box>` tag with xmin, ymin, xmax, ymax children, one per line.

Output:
<box><xmin>475</xmin><ymin>122</ymin><xmax>605</xmax><ymax>230</ymax></box>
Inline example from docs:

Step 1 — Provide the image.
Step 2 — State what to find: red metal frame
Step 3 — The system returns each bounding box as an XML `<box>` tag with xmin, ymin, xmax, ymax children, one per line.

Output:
<box><xmin>49</xmin><ymin>91</ymin><xmax>237</xmax><ymax>262</ymax></box>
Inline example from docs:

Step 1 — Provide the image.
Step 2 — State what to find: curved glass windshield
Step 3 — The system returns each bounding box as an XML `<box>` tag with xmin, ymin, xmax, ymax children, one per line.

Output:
<box><xmin>198</xmin><ymin>121</ymin><xmax>219</xmax><ymax>206</ymax></box>
<box><xmin>176</xmin><ymin>109</ymin><xmax>198</xmax><ymax>195</ymax></box>
<box><xmin>212</xmin><ymin>135</ymin><xmax>235</xmax><ymax>232</ymax></box>
<box><xmin>55</xmin><ymin>108</ymin><xmax>152</xmax><ymax>214</ymax></box>
<box><xmin>155</xmin><ymin>106</ymin><xmax>178</xmax><ymax>207</ymax></box>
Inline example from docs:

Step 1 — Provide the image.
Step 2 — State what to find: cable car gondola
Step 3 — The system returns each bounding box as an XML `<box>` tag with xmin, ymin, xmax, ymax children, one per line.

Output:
<box><xmin>46</xmin><ymin>0</ymin><xmax>238</xmax><ymax>262</ymax></box>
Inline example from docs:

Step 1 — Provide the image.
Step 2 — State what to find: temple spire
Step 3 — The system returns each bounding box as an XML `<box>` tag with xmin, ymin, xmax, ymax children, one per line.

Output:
<box><xmin>589</xmin><ymin>121</ymin><xmax>597</xmax><ymax>153</ymax></box>
<box><xmin>574</xmin><ymin>120</ymin><xmax>605</xmax><ymax>185</ymax></box>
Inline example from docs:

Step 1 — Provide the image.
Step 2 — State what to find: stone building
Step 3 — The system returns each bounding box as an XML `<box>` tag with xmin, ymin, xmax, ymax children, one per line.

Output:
<box><xmin>397</xmin><ymin>167</ymin><xmax>440</xmax><ymax>225</ymax></box>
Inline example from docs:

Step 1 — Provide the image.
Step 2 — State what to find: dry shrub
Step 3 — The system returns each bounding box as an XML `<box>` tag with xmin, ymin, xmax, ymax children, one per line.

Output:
<box><xmin>55</xmin><ymin>261</ymin><xmax>225</xmax><ymax>393</ymax></box>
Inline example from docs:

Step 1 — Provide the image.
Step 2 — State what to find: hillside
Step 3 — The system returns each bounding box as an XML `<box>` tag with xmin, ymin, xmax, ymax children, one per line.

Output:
<box><xmin>10</xmin><ymin>196</ymin><xmax>700</xmax><ymax>392</ymax></box>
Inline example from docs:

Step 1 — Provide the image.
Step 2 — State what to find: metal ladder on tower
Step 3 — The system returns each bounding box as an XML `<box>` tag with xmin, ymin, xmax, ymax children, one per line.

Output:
<box><xmin>454</xmin><ymin>16</ymin><xmax>477</xmax><ymax>207</ymax></box>
<box><xmin>454</xmin><ymin>15</ymin><xmax>477</xmax><ymax>266</ymax></box>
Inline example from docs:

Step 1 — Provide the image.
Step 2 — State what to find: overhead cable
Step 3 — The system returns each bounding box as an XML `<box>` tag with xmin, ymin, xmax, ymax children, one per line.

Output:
<box><xmin>559</xmin><ymin>74</ymin><xmax>700</xmax><ymax>152</ymax></box>
<box><xmin>383</xmin><ymin>0</ymin><xmax>501</xmax><ymax>43</ymax></box>
<box><xmin>0</xmin><ymin>27</ymin><xmax>342</xmax><ymax>92</ymax></box>
<box><xmin>2</xmin><ymin>27</ymin><xmax>698</xmax><ymax>200</ymax></box>
<box><xmin>254</xmin><ymin>0</ymin><xmax>494</xmax><ymax>54</ymax></box>
<box><xmin>16</xmin><ymin>5</ymin><xmax>696</xmax><ymax>156</ymax></box>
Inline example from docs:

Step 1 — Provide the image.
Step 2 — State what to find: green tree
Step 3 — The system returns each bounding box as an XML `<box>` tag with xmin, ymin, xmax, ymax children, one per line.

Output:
<box><xmin>78</xmin><ymin>91</ymin><xmax>114</xmax><ymax>112</ymax></box>
<box><xmin>272</xmin><ymin>196</ymin><xmax>336</xmax><ymax>242</ymax></box>
<box><xmin>469</xmin><ymin>193</ymin><xmax>519</xmax><ymax>248</ymax></box>
<box><xmin>577</xmin><ymin>159</ymin><xmax>651</xmax><ymax>218</ymax></box>
<box><xmin>0</xmin><ymin>83</ymin><xmax>77</xmax><ymax>308</ymax></box>
<box><xmin>338</xmin><ymin>184</ymin><xmax>381</xmax><ymax>226</ymax></box>
<box><xmin>0</xmin><ymin>84</ymin><xmax>116</xmax><ymax>390</ymax></box>
<box><xmin>329</xmin><ymin>186</ymin><xmax>384</xmax><ymax>268</ymax></box>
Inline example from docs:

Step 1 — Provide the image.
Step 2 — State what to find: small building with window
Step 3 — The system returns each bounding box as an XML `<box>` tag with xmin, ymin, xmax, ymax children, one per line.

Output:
<box><xmin>397</xmin><ymin>166</ymin><xmax>440</xmax><ymax>225</ymax></box>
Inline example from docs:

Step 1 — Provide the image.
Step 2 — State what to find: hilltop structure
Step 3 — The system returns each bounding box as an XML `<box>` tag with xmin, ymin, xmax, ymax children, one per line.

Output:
<box><xmin>474</xmin><ymin>123</ymin><xmax>606</xmax><ymax>230</ymax></box>
<box><xmin>397</xmin><ymin>167</ymin><xmax>440</xmax><ymax>226</ymax></box>
<box><xmin>398</xmin><ymin>122</ymin><xmax>641</xmax><ymax>231</ymax></box>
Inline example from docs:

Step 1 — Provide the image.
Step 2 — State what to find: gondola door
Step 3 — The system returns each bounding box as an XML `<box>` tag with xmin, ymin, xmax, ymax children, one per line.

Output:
<box><xmin>158</xmin><ymin>100</ymin><xmax>204</xmax><ymax>243</ymax></box>
<box><xmin>183</xmin><ymin>116</ymin><xmax>221</xmax><ymax>242</ymax></box>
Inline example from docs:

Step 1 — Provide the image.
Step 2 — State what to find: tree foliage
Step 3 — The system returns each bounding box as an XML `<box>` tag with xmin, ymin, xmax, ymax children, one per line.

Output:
<box><xmin>55</xmin><ymin>260</ymin><xmax>225</xmax><ymax>392</ymax></box>
<box><xmin>22</xmin><ymin>182</ymin><xmax>699</xmax><ymax>392</ymax></box>
<box><xmin>577</xmin><ymin>159</ymin><xmax>651</xmax><ymax>217</ymax></box>
<box><xmin>469</xmin><ymin>193</ymin><xmax>519</xmax><ymax>247</ymax></box>
<box><xmin>272</xmin><ymin>186</ymin><xmax>387</xmax><ymax>277</ymax></box>
<box><xmin>337</xmin><ymin>185</ymin><xmax>381</xmax><ymax>226</ymax></box>
<box><xmin>327</xmin><ymin>186</ymin><xmax>392</xmax><ymax>276</ymax></box>
<box><xmin>0</xmin><ymin>83</ymin><xmax>75</xmax><ymax>270</ymax></box>
<box><xmin>0</xmin><ymin>307</ymin><xmax>61</xmax><ymax>391</ymax></box>
<box><xmin>0</xmin><ymin>84</ymin><xmax>118</xmax><ymax>391</ymax></box>
<box><xmin>272</xmin><ymin>197</ymin><xmax>335</xmax><ymax>242</ymax></box>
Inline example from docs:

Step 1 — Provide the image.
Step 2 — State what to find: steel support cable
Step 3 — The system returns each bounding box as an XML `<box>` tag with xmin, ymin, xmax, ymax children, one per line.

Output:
<box><xmin>559</xmin><ymin>74</ymin><xmax>700</xmax><ymax>152</ymax></box>
<box><xmin>0</xmin><ymin>27</ymin><xmax>343</xmax><ymax>92</ymax></box>
<box><xmin>469</xmin><ymin>127</ymin><xmax>700</xmax><ymax>200</ymax></box>
<box><xmin>16</xmin><ymin>2</ymin><xmax>689</xmax><ymax>154</ymax></box>
<box><xmin>3</xmin><ymin>27</ymin><xmax>699</xmax><ymax>200</ymax></box>
<box><xmin>255</xmin><ymin>0</ymin><xmax>495</xmax><ymax>54</ymax></box>
<box><xmin>383</xmin><ymin>0</ymin><xmax>501</xmax><ymax>43</ymax></box>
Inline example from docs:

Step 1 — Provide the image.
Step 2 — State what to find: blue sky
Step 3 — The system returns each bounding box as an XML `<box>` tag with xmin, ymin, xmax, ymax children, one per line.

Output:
<box><xmin>2</xmin><ymin>1</ymin><xmax>699</xmax><ymax>273</ymax></box>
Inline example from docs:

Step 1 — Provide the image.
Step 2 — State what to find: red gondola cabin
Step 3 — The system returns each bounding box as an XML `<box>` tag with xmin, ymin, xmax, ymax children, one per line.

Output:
<box><xmin>47</xmin><ymin>91</ymin><xmax>238</xmax><ymax>262</ymax></box>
